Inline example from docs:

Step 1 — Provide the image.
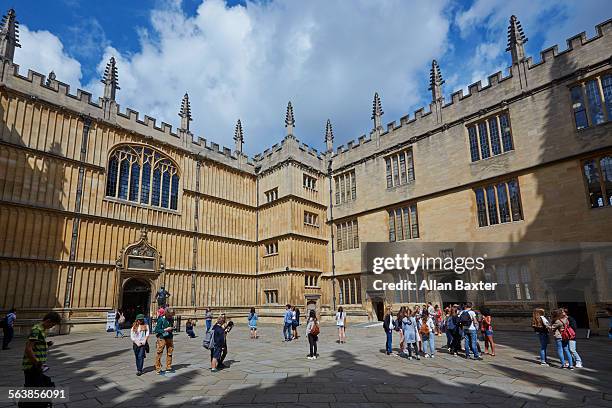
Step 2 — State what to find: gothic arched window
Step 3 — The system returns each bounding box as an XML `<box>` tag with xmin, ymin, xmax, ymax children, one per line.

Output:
<box><xmin>105</xmin><ymin>145</ymin><xmax>180</xmax><ymax>210</ymax></box>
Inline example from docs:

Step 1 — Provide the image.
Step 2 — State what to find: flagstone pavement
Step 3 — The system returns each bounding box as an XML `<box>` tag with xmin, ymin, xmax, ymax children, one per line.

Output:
<box><xmin>0</xmin><ymin>323</ymin><xmax>610</xmax><ymax>407</ymax></box>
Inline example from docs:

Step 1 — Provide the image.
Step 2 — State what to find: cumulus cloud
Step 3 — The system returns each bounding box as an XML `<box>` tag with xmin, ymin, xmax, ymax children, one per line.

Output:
<box><xmin>85</xmin><ymin>0</ymin><xmax>451</xmax><ymax>154</ymax></box>
<box><xmin>14</xmin><ymin>25</ymin><xmax>82</xmax><ymax>89</ymax></box>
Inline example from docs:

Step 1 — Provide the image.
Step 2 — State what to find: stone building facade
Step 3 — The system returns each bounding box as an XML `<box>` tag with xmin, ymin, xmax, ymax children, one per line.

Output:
<box><xmin>0</xmin><ymin>9</ymin><xmax>611</xmax><ymax>333</ymax></box>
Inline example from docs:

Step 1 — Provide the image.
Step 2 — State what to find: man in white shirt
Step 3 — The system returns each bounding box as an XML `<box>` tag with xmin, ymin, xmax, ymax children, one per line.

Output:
<box><xmin>459</xmin><ymin>303</ymin><xmax>480</xmax><ymax>359</ymax></box>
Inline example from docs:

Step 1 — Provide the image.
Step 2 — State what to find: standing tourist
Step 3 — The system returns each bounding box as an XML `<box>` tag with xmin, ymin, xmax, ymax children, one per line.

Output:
<box><xmin>185</xmin><ymin>319</ymin><xmax>196</xmax><ymax>338</ymax></box>
<box><xmin>336</xmin><ymin>306</ymin><xmax>347</xmax><ymax>343</ymax></box>
<box><xmin>219</xmin><ymin>319</ymin><xmax>234</xmax><ymax>368</ymax></box>
<box><xmin>210</xmin><ymin>315</ymin><xmax>226</xmax><ymax>372</ymax></box>
<box><xmin>443</xmin><ymin>307</ymin><xmax>452</xmax><ymax>350</ymax></box>
<box><xmin>402</xmin><ymin>308</ymin><xmax>419</xmax><ymax>360</ymax></box>
<box><xmin>292</xmin><ymin>307</ymin><xmax>301</xmax><ymax>340</ymax></box>
<box><xmin>306</xmin><ymin>309</ymin><xmax>319</xmax><ymax>360</ymax></box>
<box><xmin>532</xmin><ymin>308</ymin><xmax>551</xmax><ymax>366</ymax></box>
<box><xmin>459</xmin><ymin>302</ymin><xmax>480</xmax><ymax>360</ymax></box>
<box><xmin>283</xmin><ymin>304</ymin><xmax>293</xmax><ymax>341</ymax></box>
<box><xmin>22</xmin><ymin>312</ymin><xmax>61</xmax><ymax>390</ymax></box>
<box><xmin>2</xmin><ymin>308</ymin><xmax>16</xmax><ymax>350</ymax></box>
<box><xmin>205</xmin><ymin>308</ymin><xmax>213</xmax><ymax>332</ymax></box>
<box><xmin>383</xmin><ymin>306</ymin><xmax>394</xmax><ymax>355</ymax></box>
<box><xmin>448</xmin><ymin>307</ymin><xmax>461</xmax><ymax>356</ymax></box>
<box><xmin>153</xmin><ymin>309</ymin><xmax>174</xmax><ymax>375</ymax></box>
<box><xmin>421</xmin><ymin>310</ymin><xmax>436</xmax><ymax>358</ymax></box>
<box><xmin>396</xmin><ymin>307</ymin><xmax>406</xmax><ymax>353</ymax></box>
<box><xmin>248</xmin><ymin>308</ymin><xmax>258</xmax><ymax>339</ymax></box>
<box><xmin>130</xmin><ymin>314</ymin><xmax>149</xmax><ymax>376</ymax></box>
<box><xmin>115</xmin><ymin>309</ymin><xmax>125</xmax><ymax>338</ymax></box>
<box><xmin>434</xmin><ymin>305</ymin><xmax>442</xmax><ymax>336</ymax></box>
<box><xmin>156</xmin><ymin>286</ymin><xmax>170</xmax><ymax>308</ymax></box>
<box><xmin>563</xmin><ymin>308</ymin><xmax>583</xmax><ymax>368</ymax></box>
<box><xmin>550</xmin><ymin>309</ymin><xmax>574</xmax><ymax>370</ymax></box>
<box><xmin>481</xmin><ymin>307</ymin><xmax>495</xmax><ymax>356</ymax></box>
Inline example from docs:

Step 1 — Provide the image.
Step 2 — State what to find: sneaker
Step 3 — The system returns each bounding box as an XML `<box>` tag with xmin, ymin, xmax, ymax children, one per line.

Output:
<box><xmin>569</xmin><ymin>366</ymin><xmax>575</xmax><ymax>371</ymax></box>
<box><xmin>540</xmin><ymin>362</ymin><xmax>550</xmax><ymax>366</ymax></box>
<box><xmin>416</xmin><ymin>357</ymin><xmax>421</xmax><ymax>361</ymax></box>
<box><xmin>563</xmin><ymin>363</ymin><xmax>569</xmax><ymax>368</ymax></box>
<box><xmin>424</xmin><ymin>354</ymin><xmax>430</xmax><ymax>358</ymax></box>
<box><xmin>575</xmin><ymin>362</ymin><xmax>583</xmax><ymax>368</ymax></box>
<box><xmin>158</xmin><ymin>371</ymin><xmax>165</xmax><ymax>376</ymax></box>
<box><xmin>307</xmin><ymin>356</ymin><xmax>314</xmax><ymax>360</ymax></box>
<box><xmin>167</xmin><ymin>368</ymin><xmax>175</xmax><ymax>373</ymax></box>
<box><xmin>211</xmin><ymin>368</ymin><xmax>219</xmax><ymax>372</ymax></box>
<box><xmin>407</xmin><ymin>356</ymin><xmax>412</xmax><ymax>361</ymax></box>
<box><xmin>136</xmin><ymin>371</ymin><xmax>143</xmax><ymax>376</ymax></box>
<box><xmin>430</xmin><ymin>355</ymin><xmax>435</xmax><ymax>359</ymax></box>
<box><xmin>313</xmin><ymin>356</ymin><xmax>318</xmax><ymax>360</ymax></box>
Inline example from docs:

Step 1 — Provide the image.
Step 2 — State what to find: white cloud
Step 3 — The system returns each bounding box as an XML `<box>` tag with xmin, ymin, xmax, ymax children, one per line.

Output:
<box><xmin>15</xmin><ymin>25</ymin><xmax>82</xmax><ymax>89</ymax></box>
<box><xmin>85</xmin><ymin>0</ymin><xmax>451</xmax><ymax>154</ymax></box>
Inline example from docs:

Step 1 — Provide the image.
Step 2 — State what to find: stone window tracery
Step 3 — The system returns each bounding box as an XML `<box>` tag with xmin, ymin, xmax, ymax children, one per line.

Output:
<box><xmin>106</xmin><ymin>145</ymin><xmax>180</xmax><ymax>210</ymax></box>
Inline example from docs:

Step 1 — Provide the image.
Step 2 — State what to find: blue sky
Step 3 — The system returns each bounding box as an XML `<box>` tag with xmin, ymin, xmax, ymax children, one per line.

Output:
<box><xmin>11</xmin><ymin>0</ymin><xmax>608</xmax><ymax>155</ymax></box>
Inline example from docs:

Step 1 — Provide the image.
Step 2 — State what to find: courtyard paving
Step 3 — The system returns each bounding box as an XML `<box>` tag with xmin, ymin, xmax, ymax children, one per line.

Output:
<box><xmin>0</xmin><ymin>323</ymin><xmax>611</xmax><ymax>407</ymax></box>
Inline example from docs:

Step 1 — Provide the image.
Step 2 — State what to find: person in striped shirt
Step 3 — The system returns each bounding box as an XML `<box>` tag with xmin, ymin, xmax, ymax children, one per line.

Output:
<box><xmin>22</xmin><ymin>312</ymin><xmax>62</xmax><ymax>388</ymax></box>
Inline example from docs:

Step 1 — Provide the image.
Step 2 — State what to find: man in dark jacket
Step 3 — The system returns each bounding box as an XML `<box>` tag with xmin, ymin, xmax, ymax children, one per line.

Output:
<box><xmin>210</xmin><ymin>315</ymin><xmax>227</xmax><ymax>372</ymax></box>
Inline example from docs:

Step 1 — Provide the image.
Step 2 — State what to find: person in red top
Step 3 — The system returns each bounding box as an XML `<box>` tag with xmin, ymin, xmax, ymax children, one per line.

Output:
<box><xmin>481</xmin><ymin>307</ymin><xmax>495</xmax><ymax>356</ymax></box>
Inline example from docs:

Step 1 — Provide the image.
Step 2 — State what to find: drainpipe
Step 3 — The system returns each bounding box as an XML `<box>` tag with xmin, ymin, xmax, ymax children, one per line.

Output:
<box><xmin>327</xmin><ymin>159</ymin><xmax>337</xmax><ymax>310</ymax></box>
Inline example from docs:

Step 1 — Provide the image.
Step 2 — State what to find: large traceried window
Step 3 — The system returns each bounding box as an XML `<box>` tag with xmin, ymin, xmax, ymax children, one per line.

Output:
<box><xmin>105</xmin><ymin>145</ymin><xmax>180</xmax><ymax>210</ymax></box>
<box><xmin>570</xmin><ymin>73</ymin><xmax>612</xmax><ymax>130</ymax></box>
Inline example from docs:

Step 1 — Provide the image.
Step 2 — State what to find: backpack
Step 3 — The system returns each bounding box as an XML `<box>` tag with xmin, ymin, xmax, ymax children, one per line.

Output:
<box><xmin>560</xmin><ymin>321</ymin><xmax>576</xmax><ymax>341</ymax></box>
<box><xmin>202</xmin><ymin>329</ymin><xmax>215</xmax><ymax>349</ymax></box>
<box><xmin>458</xmin><ymin>311</ymin><xmax>473</xmax><ymax>329</ymax></box>
<box><xmin>310</xmin><ymin>322</ymin><xmax>320</xmax><ymax>336</ymax></box>
<box><xmin>419</xmin><ymin>321</ymin><xmax>430</xmax><ymax>336</ymax></box>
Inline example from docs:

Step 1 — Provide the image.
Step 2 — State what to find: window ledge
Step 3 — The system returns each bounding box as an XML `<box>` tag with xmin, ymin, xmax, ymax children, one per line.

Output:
<box><xmin>103</xmin><ymin>197</ymin><xmax>180</xmax><ymax>214</ymax></box>
<box><xmin>304</xmin><ymin>223</ymin><xmax>320</xmax><ymax>228</ymax></box>
<box><xmin>386</xmin><ymin>181</ymin><xmax>415</xmax><ymax>191</ymax></box>
<box><xmin>263</xmin><ymin>253</ymin><xmax>279</xmax><ymax>258</ymax></box>
<box><xmin>470</xmin><ymin>149</ymin><xmax>515</xmax><ymax>164</ymax></box>
<box><xmin>477</xmin><ymin>219</ymin><xmax>524</xmax><ymax>229</ymax></box>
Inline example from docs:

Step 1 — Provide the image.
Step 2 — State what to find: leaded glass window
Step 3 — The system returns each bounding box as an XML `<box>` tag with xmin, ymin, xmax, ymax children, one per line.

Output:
<box><xmin>105</xmin><ymin>145</ymin><xmax>180</xmax><ymax>210</ymax></box>
<box><xmin>570</xmin><ymin>74</ymin><xmax>612</xmax><ymax>130</ymax></box>
<box><xmin>475</xmin><ymin>179</ymin><xmax>522</xmax><ymax>227</ymax></box>
<box><xmin>582</xmin><ymin>155</ymin><xmax>612</xmax><ymax>208</ymax></box>
<box><xmin>467</xmin><ymin>112</ymin><xmax>514</xmax><ymax>162</ymax></box>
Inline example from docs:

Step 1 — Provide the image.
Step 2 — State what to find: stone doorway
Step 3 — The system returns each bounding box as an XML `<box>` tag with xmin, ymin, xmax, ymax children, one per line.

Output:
<box><xmin>121</xmin><ymin>278</ymin><xmax>151</xmax><ymax>326</ymax></box>
<box><xmin>372</xmin><ymin>300</ymin><xmax>384</xmax><ymax>321</ymax></box>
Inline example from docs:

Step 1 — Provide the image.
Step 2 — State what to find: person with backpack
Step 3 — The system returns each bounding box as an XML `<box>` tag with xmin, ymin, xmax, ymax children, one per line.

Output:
<box><xmin>306</xmin><ymin>309</ymin><xmax>320</xmax><ymax>359</ymax></box>
<box><xmin>335</xmin><ymin>306</ymin><xmax>346</xmax><ymax>344</ymax></box>
<box><xmin>563</xmin><ymin>308</ymin><xmax>583</xmax><ymax>368</ymax></box>
<box><xmin>458</xmin><ymin>302</ymin><xmax>480</xmax><ymax>360</ymax></box>
<box><xmin>130</xmin><ymin>314</ymin><xmax>150</xmax><ymax>376</ymax></box>
<box><xmin>2</xmin><ymin>308</ymin><xmax>16</xmax><ymax>350</ymax></box>
<box><xmin>210</xmin><ymin>315</ymin><xmax>226</xmax><ymax>372</ymax></box>
<box><xmin>402</xmin><ymin>308</ymin><xmax>419</xmax><ymax>360</ymax></box>
<box><xmin>383</xmin><ymin>306</ymin><xmax>393</xmax><ymax>355</ymax></box>
<box><xmin>481</xmin><ymin>307</ymin><xmax>495</xmax><ymax>356</ymax></box>
<box><xmin>550</xmin><ymin>309</ymin><xmax>574</xmax><ymax>370</ymax></box>
<box><xmin>283</xmin><ymin>304</ymin><xmax>293</xmax><ymax>341</ymax></box>
<box><xmin>204</xmin><ymin>308</ymin><xmax>213</xmax><ymax>332</ymax></box>
<box><xmin>153</xmin><ymin>308</ymin><xmax>174</xmax><ymax>375</ymax></box>
<box><xmin>115</xmin><ymin>309</ymin><xmax>125</xmax><ymax>338</ymax></box>
<box><xmin>248</xmin><ymin>307</ymin><xmax>258</xmax><ymax>339</ymax></box>
<box><xmin>420</xmin><ymin>310</ymin><xmax>436</xmax><ymax>358</ymax></box>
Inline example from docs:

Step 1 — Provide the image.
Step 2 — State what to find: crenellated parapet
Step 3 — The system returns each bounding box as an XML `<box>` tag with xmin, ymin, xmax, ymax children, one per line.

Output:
<box><xmin>0</xmin><ymin>61</ymin><xmax>253</xmax><ymax>172</ymax></box>
<box><xmin>329</xmin><ymin>17</ymin><xmax>612</xmax><ymax>173</ymax></box>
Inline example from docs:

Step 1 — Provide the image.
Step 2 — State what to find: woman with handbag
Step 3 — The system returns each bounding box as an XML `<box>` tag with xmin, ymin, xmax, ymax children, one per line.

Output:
<box><xmin>130</xmin><ymin>314</ymin><xmax>150</xmax><ymax>376</ymax></box>
<box><xmin>550</xmin><ymin>309</ymin><xmax>574</xmax><ymax>370</ymax></box>
<box><xmin>306</xmin><ymin>309</ymin><xmax>320</xmax><ymax>360</ymax></box>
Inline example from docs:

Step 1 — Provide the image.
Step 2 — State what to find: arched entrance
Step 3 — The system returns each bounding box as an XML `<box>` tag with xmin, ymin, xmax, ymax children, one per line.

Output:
<box><xmin>122</xmin><ymin>278</ymin><xmax>151</xmax><ymax>325</ymax></box>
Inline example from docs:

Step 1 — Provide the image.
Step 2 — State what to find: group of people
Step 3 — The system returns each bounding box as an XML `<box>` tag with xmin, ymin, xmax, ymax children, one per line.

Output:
<box><xmin>282</xmin><ymin>304</ymin><xmax>301</xmax><ymax>341</ymax></box>
<box><xmin>383</xmin><ymin>302</ymin><xmax>494</xmax><ymax>360</ymax></box>
<box><xmin>532</xmin><ymin>307</ymin><xmax>583</xmax><ymax>369</ymax></box>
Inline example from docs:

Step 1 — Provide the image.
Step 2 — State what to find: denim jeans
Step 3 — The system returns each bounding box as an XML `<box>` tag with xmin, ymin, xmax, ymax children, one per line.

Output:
<box><xmin>2</xmin><ymin>326</ymin><xmax>14</xmax><ymax>349</ymax></box>
<box><xmin>568</xmin><ymin>340</ymin><xmax>582</xmax><ymax>364</ymax></box>
<box><xmin>465</xmin><ymin>329</ymin><xmax>479</xmax><ymax>358</ymax></box>
<box><xmin>186</xmin><ymin>328</ymin><xmax>196</xmax><ymax>338</ymax></box>
<box><xmin>537</xmin><ymin>332</ymin><xmax>549</xmax><ymax>363</ymax></box>
<box><xmin>115</xmin><ymin>322</ymin><xmax>123</xmax><ymax>337</ymax></box>
<box><xmin>445</xmin><ymin>330</ymin><xmax>453</xmax><ymax>348</ymax></box>
<box><xmin>423</xmin><ymin>334</ymin><xmax>435</xmax><ymax>356</ymax></box>
<box><xmin>555</xmin><ymin>338</ymin><xmax>573</xmax><ymax>367</ymax></box>
<box><xmin>133</xmin><ymin>344</ymin><xmax>146</xmax><ymax>372</ymax></box>
<box><xmin>385</xmin><ymin>330</ymin><xmax>393</xmax><ymax>353</ymax></box>
<box><xmin>205</xmin><ymin>320</ymin><xmax>212</xmax><ymax>332</ymax></box>
<box><xmin>283</xmin><ymin>323</ymin><xmax>293</xmax><ymax>340</ymax></box>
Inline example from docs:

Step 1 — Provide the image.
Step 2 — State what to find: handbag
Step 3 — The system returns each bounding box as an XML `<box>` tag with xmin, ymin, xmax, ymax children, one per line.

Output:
<box><xmin>144</xmin><ymin>341</ymin><xmax>150</xmax><ymax>353</ymax></box>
